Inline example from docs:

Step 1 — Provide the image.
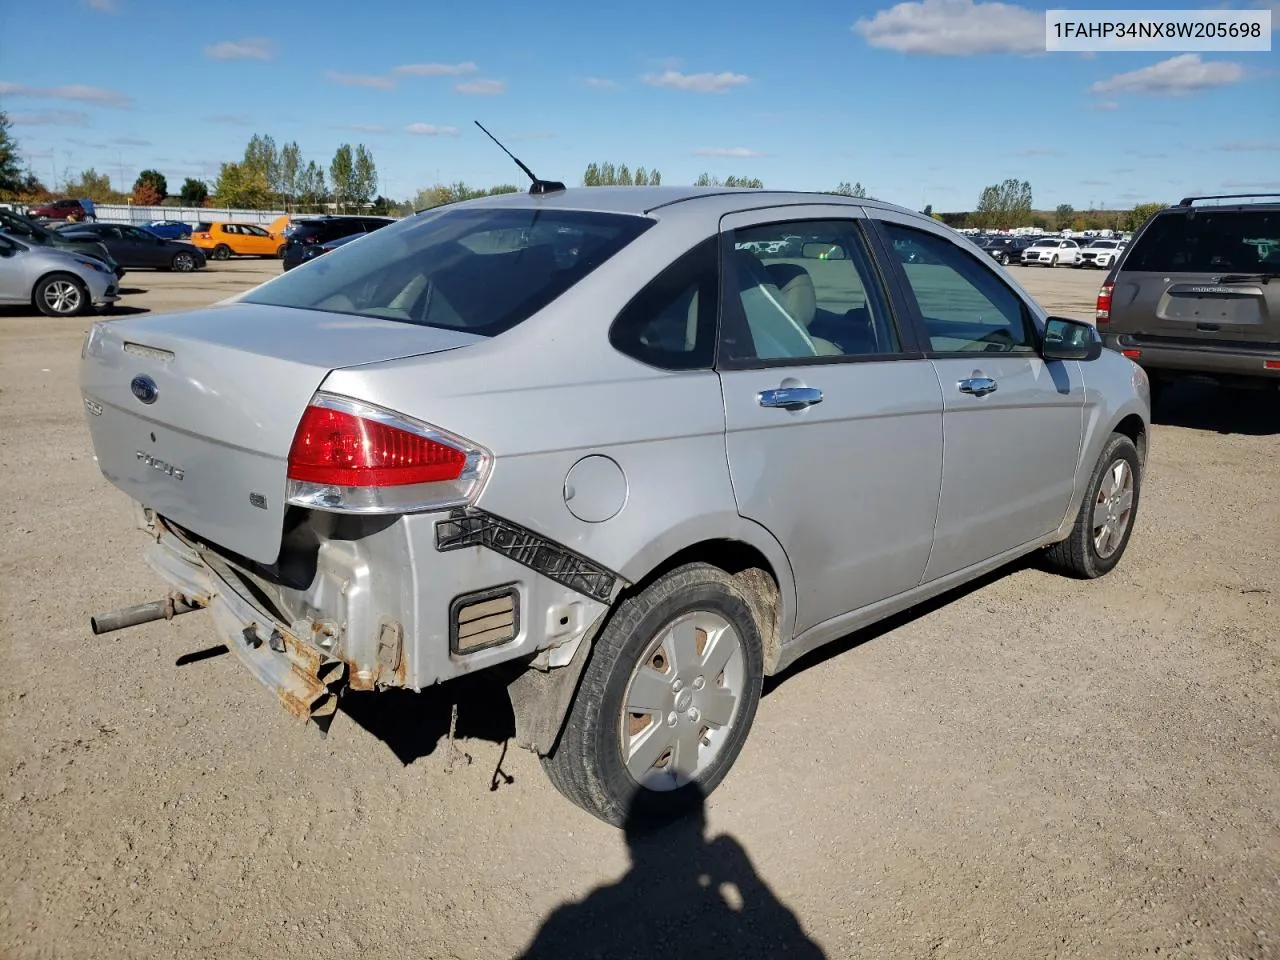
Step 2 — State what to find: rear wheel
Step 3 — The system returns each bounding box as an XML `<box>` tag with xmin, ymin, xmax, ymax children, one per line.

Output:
<box><xmin>543</xmin><ymin>562</ymin><xmax>765</xmax><ymax>827</ymax></box>
<box><xmin>276</xmin><ymin>244</ymin><xmax>287</xmax><ymax>258</ymax></box>
<box><xmin>33</xmin><ymin>273</ymin><xmax>89</xmax><ymax>317</ymax></box>
<box><xmin>211</xmin><ymin>244</ymin><xmax>231</xmax><ymax>261</ymax></box>
<box><xmin>1043</xmin><ymin>432</ymin><xmax>1142</xmax><ymax>579</ymax></box>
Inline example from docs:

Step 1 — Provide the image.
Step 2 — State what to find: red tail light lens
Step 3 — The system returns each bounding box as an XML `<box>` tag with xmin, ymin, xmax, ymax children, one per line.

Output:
<box><xmin>285</xmin><ymin>395</ymin><xmax>489</xmax><ymax>514</ymax></box>
<box><xmin>1122</xmin><ymin>349</ymin><xmax>1142</xmax><ymax>359</ymax></box>
<box><xmin>288</xmin><ymin>405</ymin><xmax>465</xmax><ymax>486</ymax></box>
<box><xmin>1096</xmin><ymin>282</ymin><xmax>1113</xmax><ymax>325</ymax></box>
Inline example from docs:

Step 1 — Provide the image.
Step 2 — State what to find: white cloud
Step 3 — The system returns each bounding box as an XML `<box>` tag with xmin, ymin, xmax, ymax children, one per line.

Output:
<box><xmin>0</xmin><ymin>81</ymin><xmax>131</xmax><ymax>107</ymax></box>
<box><xmin>693</xmin><ymin>147</ymin><xmax>765</xmax><ymax>158</ymax></box>
<box><xmin>1090</xmin><ymin>54</ymin><xmax>1244</xmax><ymax>96</ymax></box>
<box><xmin>204</xmin><ymin>37</ymin><xmax>274</xmax><ymax>61</ymax></box>
<box><xmin>1217</xmin><ymin>139</ymin><xmax>1280</xmax><ymax>151</ymax></box>
<box><xmin>641</xmin><ymin>70</ymin><xmax>749</xmax><ymax>93</ymax></box>
<box><xmin>393</xmin><ymin>61</ymin><xmax>478</xmax><ymax>76</ymax></box>
<box><xmin>405</xmin><ymin>123</ymin><xmax>460</xmax><ymax>136</ymax></box>
<box><xmin>583</xmin><ymin>77</ymin><xmax>618</xmax><ymax>90</ymax></box>
<box><xmin>852</xmin><ymin>0</ymin><xmax>1043</xmax><ymax>55</ymax></box>
<box><xmin>325</xmin><ymin>71</ymin><xmax>396</xmax><ymax>90</ymax></box>
<box><xmin>455</xmin><ymin>79</ymin><xmax>506</xmax><ymax>95</ymax></box>
<box><xmin>8</xmin><ymin>109</ymin><xmax>90</xmax><ymax>126</ymax></box>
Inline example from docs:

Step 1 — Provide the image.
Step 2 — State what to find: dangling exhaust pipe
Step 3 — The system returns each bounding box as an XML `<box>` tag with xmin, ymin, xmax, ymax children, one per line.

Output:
<box><xmin>90</xmin><ymin>594</ymin><xmax>206</xmax><ymax>635</ymax></box>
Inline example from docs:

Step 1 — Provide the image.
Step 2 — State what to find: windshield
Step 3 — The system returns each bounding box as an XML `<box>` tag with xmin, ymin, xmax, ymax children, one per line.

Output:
<box><xmin>241</xmin><ymin>205</ymin><xmax>654</xmax><ymax>336</ymax></box>
<box><xmin>1089</xmin><ymin>240</ymin><xmax>1116</xmax><ymax>248</ymax></box>
<box><xmin>1125</xmin><ymin>209</ymin><xmax>1280</xmax><ymax>274</ymax></box>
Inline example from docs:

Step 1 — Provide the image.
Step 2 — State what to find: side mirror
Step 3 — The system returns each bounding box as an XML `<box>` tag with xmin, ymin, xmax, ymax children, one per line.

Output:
<box><xmin>1042</xmin><ymin>316</ymin><xmax>1102</xmax><ymax>361</ymax></box>
<box><xmin>801</xmin><ymin>242</ymin><xmax>847</xmax><ymax>260</ymax></box>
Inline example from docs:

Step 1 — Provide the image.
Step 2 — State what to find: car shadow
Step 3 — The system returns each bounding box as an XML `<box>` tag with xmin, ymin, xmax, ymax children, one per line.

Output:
<box><xmin>517</xmin><ymin>782</ymin><xmax>827</xmax><ymax>960</ymax></box>
<box><xmin>101</xmin><ymin>305</ymin><xmax>149</xmax><ymax>317</ymax></box>
<box><xmin>1153</xmin><ymin>380</ymin><xmax>1279</xmax><ymax>436</ymax></box>
<box><xmin>765</xmin><ymin>555</ymin><xmax>1035</xmax><ymax>693</ymax></box>
<box><xmin>117</xmin><ymin>287</ymin><xmax>148</xmax><ymax>296</ymax></box>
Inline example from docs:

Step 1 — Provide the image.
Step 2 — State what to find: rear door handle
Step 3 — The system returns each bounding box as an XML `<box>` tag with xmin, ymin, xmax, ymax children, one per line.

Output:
<box><xmin>957</xmin><ymin>377</ymin><xmax>998</xmax><ymax>397</ymax></box>
<box><xmin>758</xmin><ymin>386</ymin><xmax>824</xmax><ymax>409</ymax></box>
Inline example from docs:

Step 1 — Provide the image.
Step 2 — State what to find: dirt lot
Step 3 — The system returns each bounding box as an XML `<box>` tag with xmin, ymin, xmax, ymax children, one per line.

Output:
<box><xmin>2</xmin><ymin>260</ymin><xmax>1277</xmax><ymax>960</ymax></box>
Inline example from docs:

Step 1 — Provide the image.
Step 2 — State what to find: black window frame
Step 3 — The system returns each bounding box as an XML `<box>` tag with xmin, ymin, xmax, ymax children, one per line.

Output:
<box><xmin>864</xmin><ymin>217</ymin><xmax>1044</xmax><ymax>359</ymax></box>
<box><xmin>714</xmin><ymin>216</ymin><xmax>924</xmax><ymax>372</ymax></box>
<box><xmin>608</xmin><ymin>236</ymin><xmax>721</xmax><ymax>371</ymax></box>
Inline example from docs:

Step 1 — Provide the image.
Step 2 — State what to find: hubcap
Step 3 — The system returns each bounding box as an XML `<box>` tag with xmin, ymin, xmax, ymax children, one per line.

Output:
<box><xmin>175</xmin><ymin>254</ymin><xmax>194</xmax><ymax>271</ymax></box>
<box><xmin>43</xmin><ymin>280</ymin><xmax>81</xmax><ymax>314</ymax></box>
<box><xmin>1092</xmin><ymin>459</ymin><xmax>1135</xmax><ymax>559</ymax></box>
<box><xmin>619</xmin><ymin>610</ymin><xmax>745</xmax><ymax>792</ymax></box>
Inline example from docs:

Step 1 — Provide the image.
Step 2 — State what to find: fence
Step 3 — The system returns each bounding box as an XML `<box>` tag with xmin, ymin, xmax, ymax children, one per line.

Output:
<box><xmin>0</xmin><ymin>201</ymin><xmax>290</xmax><ymax>226</ymax></box>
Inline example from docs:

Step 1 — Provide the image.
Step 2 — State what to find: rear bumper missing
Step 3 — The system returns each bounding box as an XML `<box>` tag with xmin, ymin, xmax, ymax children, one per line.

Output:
<box><xmin>143</xmin><ymin>524</ymin><xmax>347</xmax><ymax>722</ymax></box>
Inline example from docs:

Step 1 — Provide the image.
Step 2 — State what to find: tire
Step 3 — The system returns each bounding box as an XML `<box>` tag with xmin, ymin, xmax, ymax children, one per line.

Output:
<box><xmin>276</xmin><ymin>244</ymin><xmax>287</xmax><ymax>258</ymax></box>
<box><xmin>1050</xmin><ymin>255</ymin><xmax>1059</xmax><ymax>268</ymax></box>
<box><xmin>211</xmin><ymin>244</ymin><xmax>231</xmax><ymax>261</ymax></box>
<box><xmin>171</xmin><ymin>251</ymin><xmax>196</xmax><ymax>272</ymax></box>
<box><xmin>1043</xmin><ymin>432</ymin><xmax>1142</xmax><ymax>579</ymax></box>
<box><xmin>33</xmin><ymin>273</ymin><xmax>90</xmax><ymax>318</ymax></box>
<box><xmin>999</xmin><ymin>253</ymin><xmax>1010</xmax><ymax>266</ymax></box>
<box><xmin>543</xmin><ymin>562</ymin><xmax>766</xmax><ymax>827</ymax></box>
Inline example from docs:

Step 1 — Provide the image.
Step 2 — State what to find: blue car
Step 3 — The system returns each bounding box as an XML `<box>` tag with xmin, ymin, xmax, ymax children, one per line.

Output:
<box><xmin>143</xmin><ymin>220</ymin><xmax>192</xmax><ymax>240</ymax></box>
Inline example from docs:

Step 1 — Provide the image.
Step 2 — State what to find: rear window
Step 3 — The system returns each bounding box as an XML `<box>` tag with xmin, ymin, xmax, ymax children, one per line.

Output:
<box><xmin>1125</xmin><ymin>208</ymin><xmax>1280</xmax><ymax>274</ymax></box>
<box><xmin>241</xmin><ymin>206</ymin><xmax>654</xmax><ymax>336</ymax></box>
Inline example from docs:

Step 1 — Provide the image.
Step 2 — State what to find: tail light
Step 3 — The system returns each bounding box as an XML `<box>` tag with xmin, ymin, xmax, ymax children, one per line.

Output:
<box><xmin>285</xmin><ymin>394</ymin><xmax>490</xmax><ymax>514</ymax></box>
<box><xmin>196</xmin><ymin>232</ymin><xmax>211</xmax><ymax>240</ymax></box>
<box><xmin>1095</xmin><ymin>282</ymin><xmax>1113</xmax><ymax>325</ymax></box>
<box><xmin>1122</xmin><ymin>349</ymin><xmax>1142</xmax><ymax>359</ymax></box>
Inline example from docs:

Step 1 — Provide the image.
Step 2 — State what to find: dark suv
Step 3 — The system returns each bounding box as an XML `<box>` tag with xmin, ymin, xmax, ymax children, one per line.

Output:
<box><xmin>1098</xmin><ymin>193</ymin><xmax>1279</xmax><ymax>403</ymax></box>
<box><xmin>281</xmin><ymin>215</ymin><xmax>395</xmax><ymax>271</ymax></box>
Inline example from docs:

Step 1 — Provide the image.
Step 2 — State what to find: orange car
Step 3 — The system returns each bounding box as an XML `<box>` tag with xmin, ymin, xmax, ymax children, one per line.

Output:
<box><xmin>192</xmin><ymin>222</ymin><xmax>286</xmax><ymax>260</ymax></box>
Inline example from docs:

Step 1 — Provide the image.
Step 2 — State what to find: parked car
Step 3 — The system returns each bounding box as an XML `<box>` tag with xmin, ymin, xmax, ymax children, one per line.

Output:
<box><xmin>0</xmin><ymin>207</ymin><xmax>123</xmax><ymax>278</ymax></box>
<box><xmin>0</xmin><ymin>229</ymin><xmax>120</xmax><ymax>316</ymax></box>
<box><xmin>281</xmin><ymin>230</ymin><xmax>363</xmax><ymax>271</ymax></box>
<box><xmin>144</xmin><ymin>220</ymin><xmax>193</xmax><ymax>240</ymax></box>
<box><xmin>192</xmin><ymin>222</ymin><xmax>286</xmax><ymax>260</ymax></box>
<box><xmin>27</xmin><ymin>197</ymin><xmax>94</xmax><ymax>222</ymax></box>
<box><xmin>980</xmin><ymin>236</ymin><xmax>1031</xmax><ymax>266</ymax></box>
<box><xmin>1021</xmin><ymin>238</ymin><xmax>1081</xmax><ymax>267</ymax></box>
<box><xmin>57</xmin><ymin>222</ymin><xmax>206</xmax><ymax>272</ymax></box>
<box><xmin>280</xmin><ymin>215</ymin><xmax>396</xmax><ymax>271</ymax></box>
<box><xmin>1098</xmin><ymin>192</ymin><xmax>1279</xmax><ymax>402</ymax></box>
<box><xmin>80</xmin><ymin>186</ymin><xmax>1151</xmax><ymax>827</ymax></box>
<box><xmin>1076</xmin><ymin>238</ymin><xmax>1126</xmax><ymax>270</ymax></box>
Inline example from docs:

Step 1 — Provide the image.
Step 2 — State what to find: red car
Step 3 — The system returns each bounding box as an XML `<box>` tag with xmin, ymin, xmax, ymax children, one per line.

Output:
<box><xmin>28</xmin><ymin>198</ymin><xmax>93</xmax><ymax>221</ymax></box>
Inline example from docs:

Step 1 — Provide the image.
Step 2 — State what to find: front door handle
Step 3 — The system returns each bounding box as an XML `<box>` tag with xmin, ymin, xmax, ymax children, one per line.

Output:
<box><xmin>758</xmin><ymin>386</ymin><xmax>824</xmax><ymax>409</ymax></box>
<box><xmin>957</xmin><ymin>377</ymin><xmax>998</xmax><ymax>397</ymax></box>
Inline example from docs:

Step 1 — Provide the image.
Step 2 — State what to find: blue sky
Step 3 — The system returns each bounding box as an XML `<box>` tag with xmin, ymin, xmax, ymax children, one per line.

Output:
<box><xmin>2</xmin><ymin>0</ymin><xmax>1277</xmax><ymax>211</ymax></box>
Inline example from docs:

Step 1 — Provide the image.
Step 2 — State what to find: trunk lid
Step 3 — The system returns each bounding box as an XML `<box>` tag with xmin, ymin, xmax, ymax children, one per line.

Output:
<box><xmin>80</xmin><ymin>303</ymin><xmax>484</xmax><ymax>564</ymax></box>
<box><xmin>1111</xmin><ymin>272</ymin><xmax>1278</xmax><ymax>345</ymax></box>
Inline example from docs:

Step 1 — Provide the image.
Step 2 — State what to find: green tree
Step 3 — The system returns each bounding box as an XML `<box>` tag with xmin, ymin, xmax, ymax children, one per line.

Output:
<box><xmin>299</xmin><ymin>161</ymin><xmax>327</xmax><ymax>207</ymax></box>
<box><xmin>329</xmin><ymin>144</ymin><xmax>355</xmax><ymax>211</ymax></box>
<box><xmin>649</xmin><ymin>169</ymin><xmax>661</xmax><ymax>186</ymax></box>
<box><xmin>974</xmin><ymin>178</ymin><xmax>1032</xmax><ymax>229</ymax></box>
<box><xmin>1125</xmin><ymin>201</ymin><xmax>1166</xmax><ymax>232</ymax></box>
<box><xmin>242</xmin><ymin>134</ymin><xmax>279</xmax><ymax>201</ymax></box>
<box><xmin>279</xmin><ymin>141</ymin><xmax>302</xmax><ymax>208</ymax></box>
<box><xmin>213</xmin><ymin>161</ymin><xmax>271</xmax><ymax>208</ymax></box>
<box><xmin>0</xmin><ymin>111</ymin><xmax>24</xmax><ymax>193</ymax></box>
<box><xmin>922</xmin><ymin>203</ymin><xmax>933</xmax><ymax>217</ymax></box>
<box><xmin>634</xmin><ymin>166</ymin><xmax>649</xmax><ymax>186</ymax></box>
<box><xmin>583</xmin><ymin>162</ymin><xmax>601</xmax><ymax>186</ymax></box>
<box><xmin>617</xmin><ymin>164</ymin><xmax>632</xmax><ymax>186</ymax></box>
<box><xmin>179</xmin><ymin>177</ymin><xmax>208</xmax><ymax>206</ymax></box>
<box><xmin>133</xmin><ymin>168</ymin><xmax>168</xmax><ymax>200</ymax></box>
<box><xmin>832</xmin><ymin>181</ymin><xmax>867</xmax><ymax>198</ymax></box>
<box><xmin>352</xmin><ymin>144</ymin><xmax>378</xmax><ymax>207</ymax></box>
<box><xmin>1055</xmin><ymin>202</ymin><xmax>1074</xmax><ymax>229</ymax></box>
<box><xmin>64</xmin><ymin>168</ymin><xmax>115</xmax><ymax>200</ymax></box>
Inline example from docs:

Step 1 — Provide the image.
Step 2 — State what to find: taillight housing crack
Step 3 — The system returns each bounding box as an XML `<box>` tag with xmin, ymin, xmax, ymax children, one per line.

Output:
<box><xmin>285</xmin><ymin>392</ymin><xmax>490</xmax><ymax>515</ymax></box>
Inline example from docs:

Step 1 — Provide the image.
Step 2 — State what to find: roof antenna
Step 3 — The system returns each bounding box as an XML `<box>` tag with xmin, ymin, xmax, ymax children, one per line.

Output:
<box><xmin>474</xmin><ymin>121</ymin><xmax>566</xmax><ymax>195</ymax></box>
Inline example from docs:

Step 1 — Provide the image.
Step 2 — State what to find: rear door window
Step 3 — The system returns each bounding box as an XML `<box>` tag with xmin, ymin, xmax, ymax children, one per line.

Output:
<box><xmin>1125</xmin><ymin>209</ymin><xmax>1280</xmax><ymax>273</ymax></box>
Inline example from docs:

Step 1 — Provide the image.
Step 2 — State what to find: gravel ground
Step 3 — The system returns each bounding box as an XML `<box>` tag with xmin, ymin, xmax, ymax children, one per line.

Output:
<box><xmin>2</xmin><ymin>260</ymin><xmax>1277</xmax><ymax>960</ymax></box>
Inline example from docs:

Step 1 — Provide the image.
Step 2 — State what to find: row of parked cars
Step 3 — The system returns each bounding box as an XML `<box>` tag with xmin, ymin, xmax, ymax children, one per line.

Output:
<box><xmin>974</xmin><ymin>233</ymin><xmax>1129</xmax><ymax>269</ymax></box>
<box><xmin>0</xmin><ymin>204</ymin><xmax>403</xmax><ymax>316</ymax></box>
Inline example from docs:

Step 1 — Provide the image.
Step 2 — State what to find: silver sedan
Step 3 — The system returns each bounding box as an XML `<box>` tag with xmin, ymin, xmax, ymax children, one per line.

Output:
<box><xmin>81</xmin><ymin>186</ymin><xmax>1151</xmax><ymax>826</ymax></box>
<box><xmin>0</xmin><ymin>230</ymin><xmax>120</xmax><ymax>316</ymax></box>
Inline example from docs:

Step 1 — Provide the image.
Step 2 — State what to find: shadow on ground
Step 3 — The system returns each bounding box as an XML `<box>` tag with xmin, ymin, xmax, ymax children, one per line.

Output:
<box><xmin>1153</xmin><ymin>380</ymin><xmax>1280</xmax><ymax>436</ymax></box>
<box><xmin>518</xmin><ymin>783</ymin><xmax>826</xmax><ymax>960</ymax></box>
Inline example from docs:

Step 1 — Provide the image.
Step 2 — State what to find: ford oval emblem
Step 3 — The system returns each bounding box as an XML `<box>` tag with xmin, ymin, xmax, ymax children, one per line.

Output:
<box><xmin>130</xmin><ymin>375</ymin><xmax>158</xmax><ymax>405</ymax></box>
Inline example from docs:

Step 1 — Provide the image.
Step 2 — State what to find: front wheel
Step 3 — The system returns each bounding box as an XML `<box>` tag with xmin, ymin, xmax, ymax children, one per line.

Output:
<box><xmin>543</xmin><ymin>562</ymin><xmax>765</xmax><ymax>827</ymax></box>
<box><xmin>1043</xmin><ymin>432</ymin><xmax>1142</xmax><ymax>579</ymax></box>
<box><xmin>34</xmin><ymin>273</ymin><xmax>90</xmax><ymax>317</ymax></box>
<box><xmin>1050</xmin><ymin>255</ymin><xmax>1059</xmax><ymax>268</ymax></box>
<box><xmin>171</xmin><ymin>251</ymin><xmax>196</xmax><ymax>272</ymax></box>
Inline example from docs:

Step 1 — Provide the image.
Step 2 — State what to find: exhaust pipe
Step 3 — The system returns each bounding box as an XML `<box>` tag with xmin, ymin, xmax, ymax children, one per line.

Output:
<box><xmin>90</xmin><ymin>594</ymin><xmax>205</xmax><ymax>635</ymax></box>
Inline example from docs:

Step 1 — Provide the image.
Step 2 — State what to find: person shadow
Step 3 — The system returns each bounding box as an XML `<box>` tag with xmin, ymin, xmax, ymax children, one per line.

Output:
<box><xmin>518</xmin><ymin>783</ymin><xmax>827</xmax><ymax>960</ymax></box>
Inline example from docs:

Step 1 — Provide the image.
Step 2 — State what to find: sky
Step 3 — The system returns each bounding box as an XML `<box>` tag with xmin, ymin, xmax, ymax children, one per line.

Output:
<box><xmin>1</xmin><ymin>0</ymin><xmax>1277</xmax><ymax>212</ymax></box>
